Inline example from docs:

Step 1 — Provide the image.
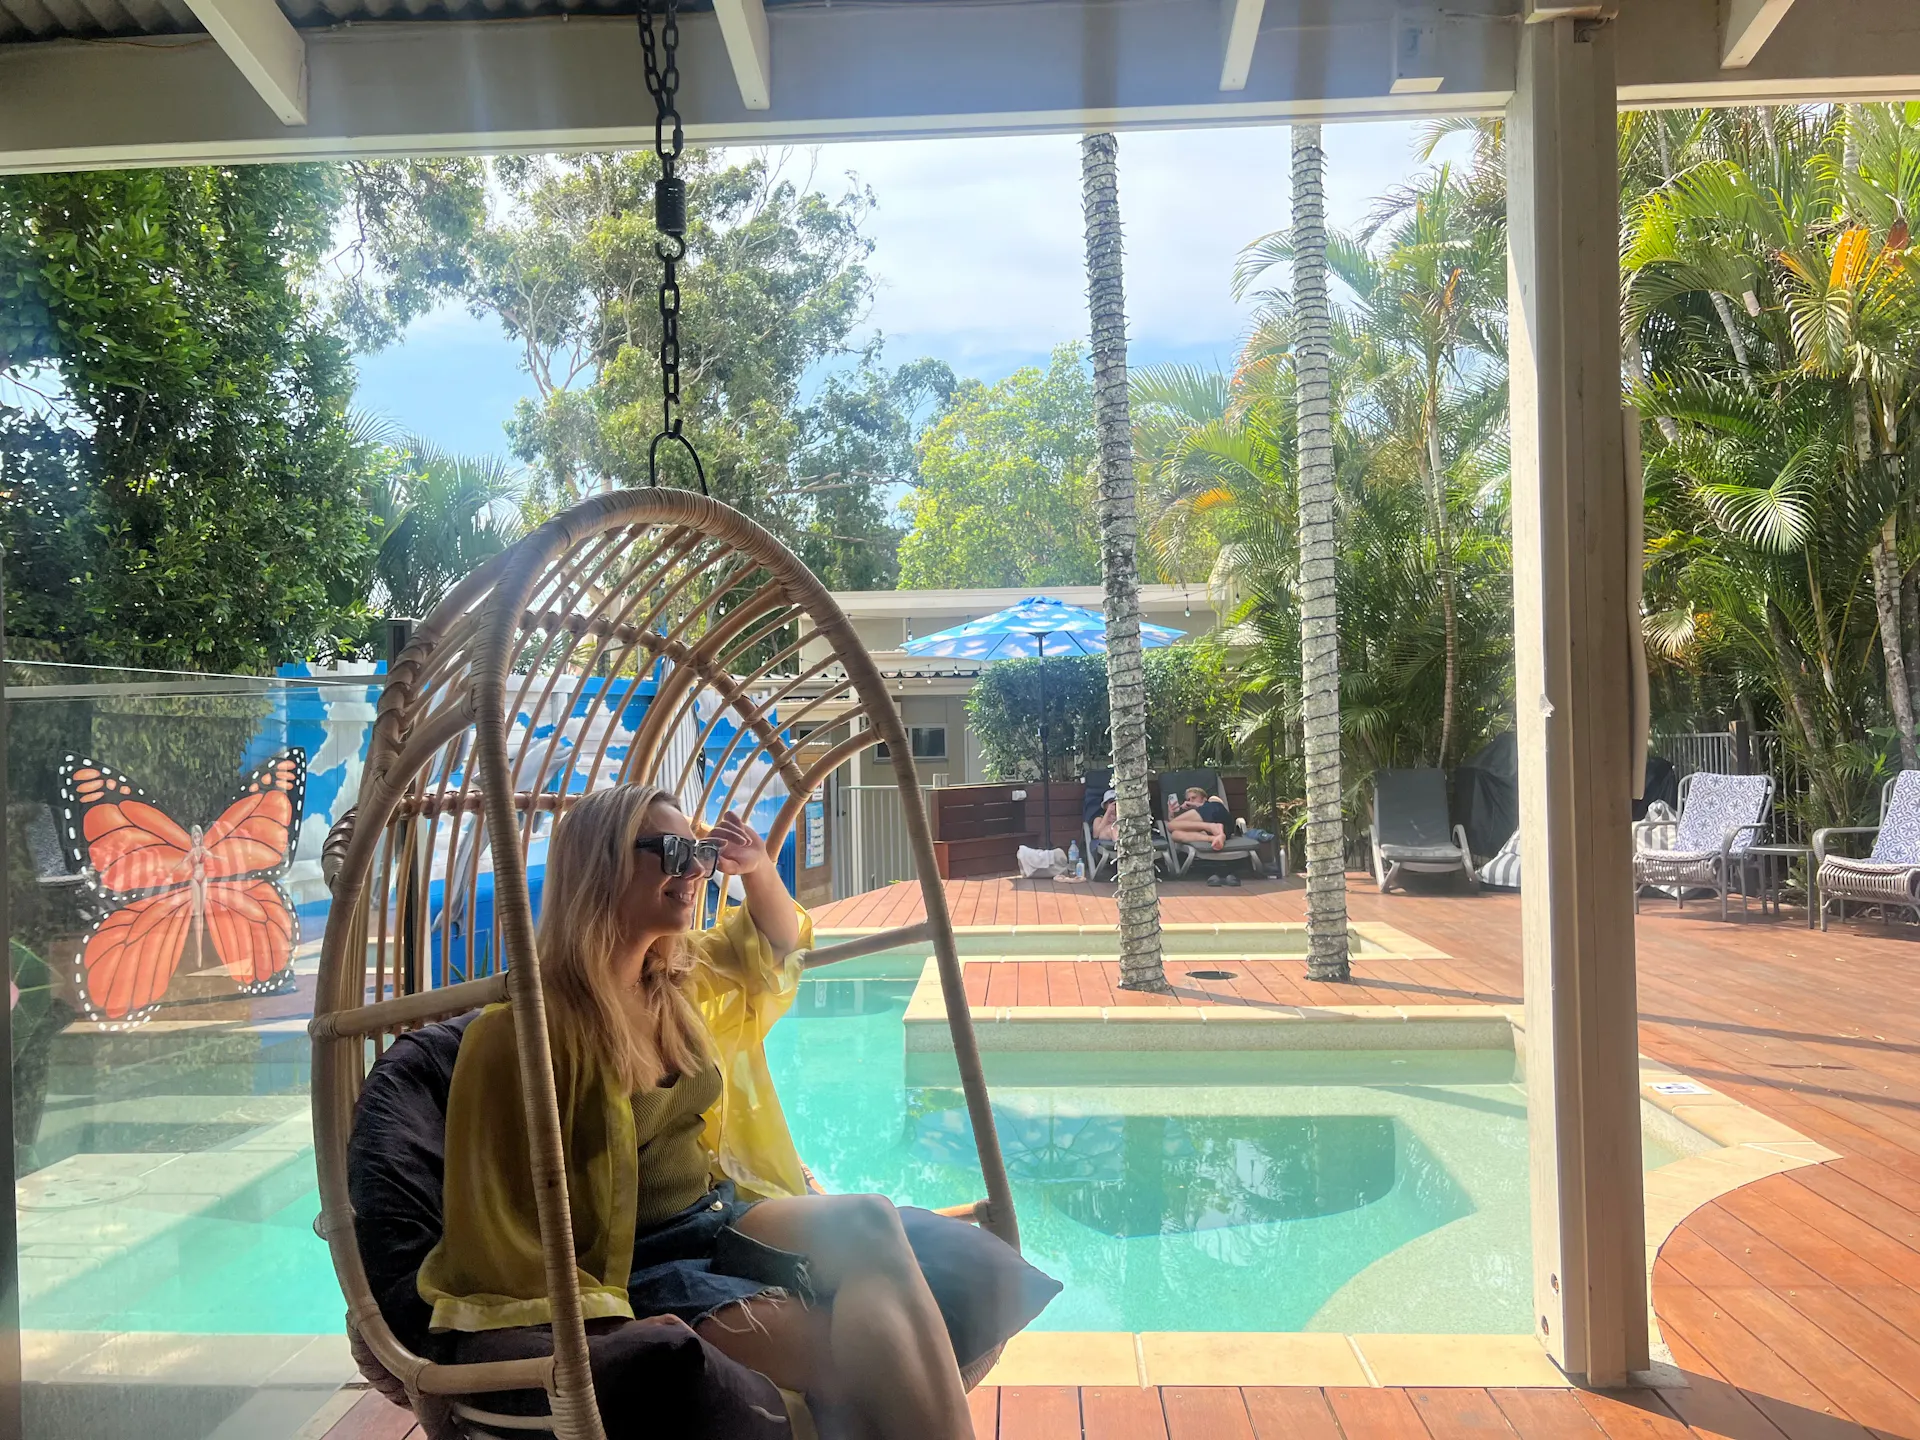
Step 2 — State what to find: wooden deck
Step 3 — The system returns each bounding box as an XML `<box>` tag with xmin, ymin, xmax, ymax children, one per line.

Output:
<box><xmin>330</xmin><ymin>875</ymin><xmax>1920</xmax><ymax>1440</ymax></box>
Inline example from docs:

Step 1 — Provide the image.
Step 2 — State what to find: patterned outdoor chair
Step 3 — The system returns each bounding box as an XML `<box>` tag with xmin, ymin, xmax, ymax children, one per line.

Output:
<box><xmin>1632</xmin><ymin>772</ymin><xmax>1774</xmax><ymax>921</ymax></box>
<box><xmin>1814</xmin><ymin>769</ymin><xmax>1920</xmax><ymax>929</ymax></box>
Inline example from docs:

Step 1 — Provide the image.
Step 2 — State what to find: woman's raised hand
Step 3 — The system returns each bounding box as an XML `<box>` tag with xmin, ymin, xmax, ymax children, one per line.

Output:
<box><xmin>709</xmin><ymin>809</ymin><xmax>769</xmax><ymax>876</ymax></box>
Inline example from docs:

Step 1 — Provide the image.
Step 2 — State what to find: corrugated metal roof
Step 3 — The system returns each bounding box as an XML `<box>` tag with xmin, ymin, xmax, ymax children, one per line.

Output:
<box><xmin>0</xmin><ymin>0</ymin><xmax>728</xmax><ymax>45</ymax></box>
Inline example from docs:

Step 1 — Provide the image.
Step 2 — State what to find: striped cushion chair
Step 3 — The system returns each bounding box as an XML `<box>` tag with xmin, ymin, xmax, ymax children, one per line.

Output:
<box><xmin>1814</xmin><ymin>769</ymin><xmax>1920</xmax><ymax>929</ymax></box>
<box><xmin>1632</xmin><ymin>772</ymin><xmax>1773</xmax><ymax>921</ymax></box>
<box><xmin>1475</xmin><ymin>830</ymin><xmax>1521</xmax><ymax>891</ymax></box>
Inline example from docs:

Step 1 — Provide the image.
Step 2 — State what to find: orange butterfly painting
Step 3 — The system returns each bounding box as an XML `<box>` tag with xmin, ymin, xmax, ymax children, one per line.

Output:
<box><xmin>57</xmin><ymin>750</ymin><xmax>307</xmax><ymax>1026</ymax></box>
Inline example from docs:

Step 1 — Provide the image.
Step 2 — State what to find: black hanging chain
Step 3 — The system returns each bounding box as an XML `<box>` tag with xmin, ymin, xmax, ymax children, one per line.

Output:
<box><xmin>638</xmin><ymin>0</ymin><xmax>708</xmax><ymax>495</ymax></box>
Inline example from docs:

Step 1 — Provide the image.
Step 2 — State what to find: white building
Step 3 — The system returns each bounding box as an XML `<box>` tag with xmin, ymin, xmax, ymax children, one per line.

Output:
<box><xmin>797</xmin><ymin>584</ymin><xmax>1217</xmax><ymax>787</ymax></box>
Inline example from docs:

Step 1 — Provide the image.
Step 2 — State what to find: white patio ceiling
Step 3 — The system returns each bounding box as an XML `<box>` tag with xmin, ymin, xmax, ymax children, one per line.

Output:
<box><xmin>1</xmin><ymin>0</ymin><xmax>1916</xmax><ymax>173</ymax></box>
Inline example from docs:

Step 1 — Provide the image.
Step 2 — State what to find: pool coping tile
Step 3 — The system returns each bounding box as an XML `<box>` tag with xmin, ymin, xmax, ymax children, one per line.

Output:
<box><xmin>1351</xmin><ymin>1333</ymin><xmax>1569</xmax><ymax>1388</ymax></box>
<box><xmin>1140</xmin><ymin>1332</ymin><xmax>1369</xmax><ymax>1387</ymax></box>
<box><xmin>983</xmin><ymin>1331</ymin><xmax>1140</xmax><ymax>1386</ymax></box>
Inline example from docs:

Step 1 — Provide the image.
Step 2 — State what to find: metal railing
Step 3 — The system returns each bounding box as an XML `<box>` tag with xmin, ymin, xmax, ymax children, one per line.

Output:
<box><xmin>829</xmin><ymin>783</ymin><xmax>937</xmax><ymax>900</ymax></box>
<box><xmin>1655</xmin><ymin>729</ymin><xmax>1810</xmax><ymax>845</ymax></box>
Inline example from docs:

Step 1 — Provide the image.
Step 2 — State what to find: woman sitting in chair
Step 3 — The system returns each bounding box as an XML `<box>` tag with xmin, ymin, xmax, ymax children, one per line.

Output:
<box><xmin>417</xmin><ymin>784</ymin><xmax>986</xmax><ymax>1440</ymax></box>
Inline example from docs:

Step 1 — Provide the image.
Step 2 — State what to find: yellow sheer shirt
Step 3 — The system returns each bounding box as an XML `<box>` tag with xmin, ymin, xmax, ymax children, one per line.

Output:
<box><xmin>416</xmin><ymin>900</ymin><xmax>814</xmax><ymax>1333</ymax></box>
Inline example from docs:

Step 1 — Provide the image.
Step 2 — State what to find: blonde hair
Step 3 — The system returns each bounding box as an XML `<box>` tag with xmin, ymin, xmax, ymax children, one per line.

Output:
<box><xmin>536</xmin><ymin>783</ymin><xmax>710</xmax><ymax>1092</ymax></box>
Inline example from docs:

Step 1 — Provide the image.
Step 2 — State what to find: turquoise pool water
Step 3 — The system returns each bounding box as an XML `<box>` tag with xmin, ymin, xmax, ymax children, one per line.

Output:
<box><xmin>26</xmin><ymin>971</ymin><xmax>1678</xmax><ymax>1336</ymax></box>
<box><xmin>771</xmin><ymin>977</ymin><xmax>1544</xmax><ymax>1333</ymax></box>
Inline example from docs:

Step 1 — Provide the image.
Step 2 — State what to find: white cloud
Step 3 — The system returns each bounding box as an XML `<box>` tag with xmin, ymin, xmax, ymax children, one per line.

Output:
<box><xmin>797</xmin><ymin>120</ymin><xmax>1456</xmax><ymax>374</ymax></box>
<box><xmin>358</xmin><ymin>121</ymin><xmax>1462</xmax><ymax>453</ymax></box>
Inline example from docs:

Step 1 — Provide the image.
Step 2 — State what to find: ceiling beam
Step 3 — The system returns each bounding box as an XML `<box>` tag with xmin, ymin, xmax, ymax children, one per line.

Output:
<box><xmin>1218</xmin><ymin>0</ymin><xmax>1266</xmax><ymax>91</ymax></box>
<box><xmin>179</xmin><ymin>0</ymin><xmax>307</xmax><ymax>125</ymax></box>
<box><xmin>3</xmin><ymin>0</ymin><xmax>1918</xmax><ymax>173</ymax></box>
<box><xmin>712</xmin><ymin>0</ymin><xmax>771</xmax><ymax>110</ymax></box>
<box><xmin>1721</xmin><ymin>0</ymin><xmax>1797</xmax><ymax>68</ymax></box>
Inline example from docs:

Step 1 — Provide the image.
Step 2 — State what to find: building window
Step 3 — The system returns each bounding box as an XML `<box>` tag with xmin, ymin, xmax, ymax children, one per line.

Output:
<box><xmin>873</xmin><ymin>726</ymin><xmax>947</xmax><ymax>762</ymax></box>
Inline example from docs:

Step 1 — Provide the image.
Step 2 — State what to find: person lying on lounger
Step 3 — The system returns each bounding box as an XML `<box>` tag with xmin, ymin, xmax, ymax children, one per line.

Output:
<box><xmin>1092</xmin><ymin>789</ymin><xmax>1119</xmax><ymax>843</ymax></box>
<box><xmin>1166</xmin><ymin>785</ymin><xmax>1231</xmax><ymax>851</ymax></box>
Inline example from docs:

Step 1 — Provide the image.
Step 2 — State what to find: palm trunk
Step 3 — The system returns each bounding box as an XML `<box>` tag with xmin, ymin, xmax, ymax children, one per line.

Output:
<box><xmin>1292</xmin><ymin>124</ymin><xmax>1349</xmax><ymax>983</ymax></box>
<box><xmin>1081</xmin><ymin>132</ymin><xmax>1167</xmax><ymax>995</ymax></box>
<box><xmin>1425</xmin><ymin>395</ymin><xmax>1458</xmax><ymax>768</ymax></box>
<box><xmin>1766</xmin><ymin>599</ymin><xmax>1833</xmax><ymax>824</ymax></box>
<box><xmin>1855</xmin><ymin>385</ymin><xmax>1920</xmax><ymax>768</ymax></box>
<box><xmin>1903</xmin><ymin>567</ymin><xmax>1920</xmax><ymax>727</ymax></box>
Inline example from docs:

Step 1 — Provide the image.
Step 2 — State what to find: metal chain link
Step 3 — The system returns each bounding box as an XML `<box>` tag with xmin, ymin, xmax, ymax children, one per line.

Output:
<box><xmin>638</xmin><ymin>0</ymin><xmax>708</xmax><ymax>495</ymax></box>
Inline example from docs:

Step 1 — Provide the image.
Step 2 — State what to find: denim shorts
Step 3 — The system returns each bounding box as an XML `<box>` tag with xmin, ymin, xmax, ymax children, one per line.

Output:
<box><xmin>627</xmin><ymin>1180</ymin><xmax>815</xmax><ymax>1327</ymax></box>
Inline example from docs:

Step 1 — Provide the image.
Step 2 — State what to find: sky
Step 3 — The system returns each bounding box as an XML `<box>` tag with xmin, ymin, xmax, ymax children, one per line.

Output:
<box><xmin>350</xmin><ymin>120</ymin><xmax>1459</xmax><ymax>459</ymax></box>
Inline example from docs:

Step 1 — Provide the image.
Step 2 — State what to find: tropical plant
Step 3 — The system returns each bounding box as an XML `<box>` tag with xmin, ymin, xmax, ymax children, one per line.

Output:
<box><xmin>363</xmin><ymin>426</ymin><xmax>526</xmax><ymax>621</ymax></box>
<box><xmin>1625</xmin><ymin>103</ymin><xmax>1920</xmax><ymax>826</ymax></box>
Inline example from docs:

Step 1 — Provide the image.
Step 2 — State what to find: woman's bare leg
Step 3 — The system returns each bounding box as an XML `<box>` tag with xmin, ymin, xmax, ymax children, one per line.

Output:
<box><xmin>709</xmin><ymin>1194</ymin><xmax>973</xmax><ymax>1440</ymax></box>
<box><xmin>1168</xmin><ymin>816</ymin><xmax>1226</xmax><ymax>850</ymax></box>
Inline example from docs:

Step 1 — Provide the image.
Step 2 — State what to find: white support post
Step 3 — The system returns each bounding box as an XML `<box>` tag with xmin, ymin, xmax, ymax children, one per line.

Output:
<box><xmin>180</xmin><ymin>0</ymin><xmax>307</xmax><ymax>125</ymax></box>
<box><xmin>1507</xmin><ymin>12</ymin><xmax>1650</xmax><ymax>1388</ymax></box>
<box><xmin>1218</xmin><ymin>0</ymin><xmax>1266</xmax><ymax>91</ymax></box>
<box><xmin>713</xmin><ymin>0</ymin><xmax>772</xmax><ymax>110</ymax></box>
<box><xmin>1721</xmin><ymin>0</ymin><xmax>1797</xmax><ymax>68</ymax></box>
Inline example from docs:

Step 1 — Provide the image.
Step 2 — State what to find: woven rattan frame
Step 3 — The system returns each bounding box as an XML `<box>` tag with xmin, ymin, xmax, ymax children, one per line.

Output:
<box><xmin>312</xmin><ymin>491</ymin><xmax>1018</xmax><ymax>1439</ymax></box>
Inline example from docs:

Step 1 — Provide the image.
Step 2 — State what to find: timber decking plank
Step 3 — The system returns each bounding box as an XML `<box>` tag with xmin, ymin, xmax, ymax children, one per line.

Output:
<box><xmin>1785</xmin><ymin>1166</ymin><xmax>1920</xmax><ymax>1261</ymax></box>
<box><xmin>1081</xmin><ymin>1386</ymin><xmax>1171</xmax><ymax>1440</ymax></box>
<box><xmin>1735</xmin><ymin>1179</ymin><xmax>1920</xmax><ymax>1288</ymax></box>
<box><xmin>998</xmin><ymin>1386</ymin><xmax>1081</xmax><ymax>1440</ymax></box>
<box><xmin>322</xmin><ymin>1392</ymin><xmax>419</xmax><ymax>1440</ymax></box>
<box><xmin>969</xmin><ymin>1385</ymin><xmax>1001</xmax><ymax>1440</ymax></box>
<box><xmin>1160</xmin><ymin>1388</ymin><xmax>1255</xmax><ymax>1440</ymax></box>
<box><xmin>1326</xmin><ymin>1386</ymin><xmax>1433</xmax><ymax>1440</ymax></box>
<box><xmin>1656</xmin><ymin>1280</ymin><xmax>1875</xmax><ymax>1440</ymax></box>
<box><xmin>1687</xmin><ymin>1283</ymin><xmax>1920</xmax><ymax>1435</ymax></box>
<box><xmin>1241</xmin><ymin>1387</ymin><xmax>1342</xmax><ymax>1440</ymax></box>
<box><xmin>1569</xmin><ymin>1390</ymin><xmax>1693</xmax><ymax>1440</ymax></box>
<box><xmin>1408</xmin><ymin>1387</ymin><xmax>1522</xmax><ymax>1438</ymax></box>
<box><xmin>1488</xmin><ymin>1389</ymin><xmax>1607</xmax><ymax>1440</ymax></box>
<box><xmin>1046</xmin><ymin>961</ymin><xmax>1084</xmax><ymax>1007</ymax></box>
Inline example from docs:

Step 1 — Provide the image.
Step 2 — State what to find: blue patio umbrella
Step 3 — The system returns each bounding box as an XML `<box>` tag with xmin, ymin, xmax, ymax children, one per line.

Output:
<box><xmin>903</xmin><ymin>596</ymin><xmax>1184</xmax><ymax>847</ymax></box>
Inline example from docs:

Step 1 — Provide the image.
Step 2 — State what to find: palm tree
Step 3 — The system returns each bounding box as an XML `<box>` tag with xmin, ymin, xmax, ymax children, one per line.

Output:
<box><xmin>366</xmin><ymin>429</ymin><xmax>526</xmax><ymax>620</ymax></box>
<box><xmin>1080</xmin><ymin>131</ymin><xmax>1168</xmax><ymax>994</ymax></box>
<box><xmin>1626</xmin><ymin>105</ymin><xmax>1920</xmax><ymax>788</ymax></box>
<box><xmin>1290</xmin><ymin>124</ymin><xmax>1349</xmax><ymax>982</ymax></box>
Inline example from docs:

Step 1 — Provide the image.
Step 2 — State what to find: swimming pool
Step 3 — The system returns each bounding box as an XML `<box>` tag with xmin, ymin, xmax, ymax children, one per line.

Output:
<box><xmin>25</xmin><ymin>966</ymin><xmax>1682</xmax><ymax>1338</ymax></box>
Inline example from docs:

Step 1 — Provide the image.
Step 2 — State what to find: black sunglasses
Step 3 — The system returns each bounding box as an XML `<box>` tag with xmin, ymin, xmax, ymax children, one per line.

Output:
<box><xmin>634</xmin><ymin>833</ymin><xmax>722</xmax><ymax>878</ymax></box>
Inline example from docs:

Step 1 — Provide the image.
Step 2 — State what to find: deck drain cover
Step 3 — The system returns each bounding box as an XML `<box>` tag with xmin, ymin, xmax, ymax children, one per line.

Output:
<box><xmin>17</xmin><ymin>1174</ymin><xmax>147</xmax><ymax>1211</ymax></box>
<box><xmin>1186</xmin><ymin>969</ymin><xmax>1238</xmax><ymax>981</ymax></box>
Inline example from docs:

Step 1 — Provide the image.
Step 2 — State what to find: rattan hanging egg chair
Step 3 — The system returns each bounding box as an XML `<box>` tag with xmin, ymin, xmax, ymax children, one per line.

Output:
<box><xmin>312</xmin><ymin>488</ymin><xmax>1019</xmax><ymax>1440</ymax></box>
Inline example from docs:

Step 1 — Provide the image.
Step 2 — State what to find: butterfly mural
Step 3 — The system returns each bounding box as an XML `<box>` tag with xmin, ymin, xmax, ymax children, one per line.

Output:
<box><xmin>56</xmin><ymin>750</ymin><xmax>307</xmax><ymax>1025</ymax></box>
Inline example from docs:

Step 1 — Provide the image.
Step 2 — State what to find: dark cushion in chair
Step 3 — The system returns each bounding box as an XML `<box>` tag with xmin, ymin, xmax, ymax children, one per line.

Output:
<box><xmin>897</xmin><ymin>1206</ymin><xmax>1060</xmax><ymax>1370</ymax></box>
<box><xmin>348</xmin><ymin>1011</ymin><xmax>478</xmax><ymax>1356</ymax></box>
<box><xmin>347</xmin><ymin>1012</ymin><xmax>1060</xmax><ymax>1379</ymax></box>
<box><xmin>442</xmin><ymin>1317</ymin><xmax>794</xmax><ymax>1440</ymax></box>
<box><xmin>1082</xmin><ymin>768</ymin><xmax>1113</xmax><ymax>826</ymax></box>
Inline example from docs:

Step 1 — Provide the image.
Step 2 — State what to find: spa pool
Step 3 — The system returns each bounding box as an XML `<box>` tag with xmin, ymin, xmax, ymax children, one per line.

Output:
<box><xmin>24</xmin><ymin>969</ymin><xmax>1685</xmax><ymax>1338</ymax></box>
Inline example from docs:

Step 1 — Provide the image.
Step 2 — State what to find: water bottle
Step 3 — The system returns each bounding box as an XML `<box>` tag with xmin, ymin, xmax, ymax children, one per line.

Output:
<box><xmin>1067</xmin><ymin>840</ymin><xmax>1082</xmax><ymax>879</ymax></box>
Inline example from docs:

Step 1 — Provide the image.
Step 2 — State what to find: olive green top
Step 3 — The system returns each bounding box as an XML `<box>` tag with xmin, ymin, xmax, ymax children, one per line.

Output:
<box><xmin>416</xmin><ymin>902</ymin><xmax>814</xmax><ymax>1334</ymax></box>
<box><xmin>630</xmin><ymin>1059</ymin><xmax>723</xmax><ymax>1230</ymax></box>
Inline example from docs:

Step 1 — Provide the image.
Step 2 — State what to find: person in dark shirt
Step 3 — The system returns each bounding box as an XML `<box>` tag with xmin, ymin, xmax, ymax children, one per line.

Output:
<box><xmin>1166</xmin><ymin>786</ymin><xmax>1230</xmax><ymax>850</ymax></box>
